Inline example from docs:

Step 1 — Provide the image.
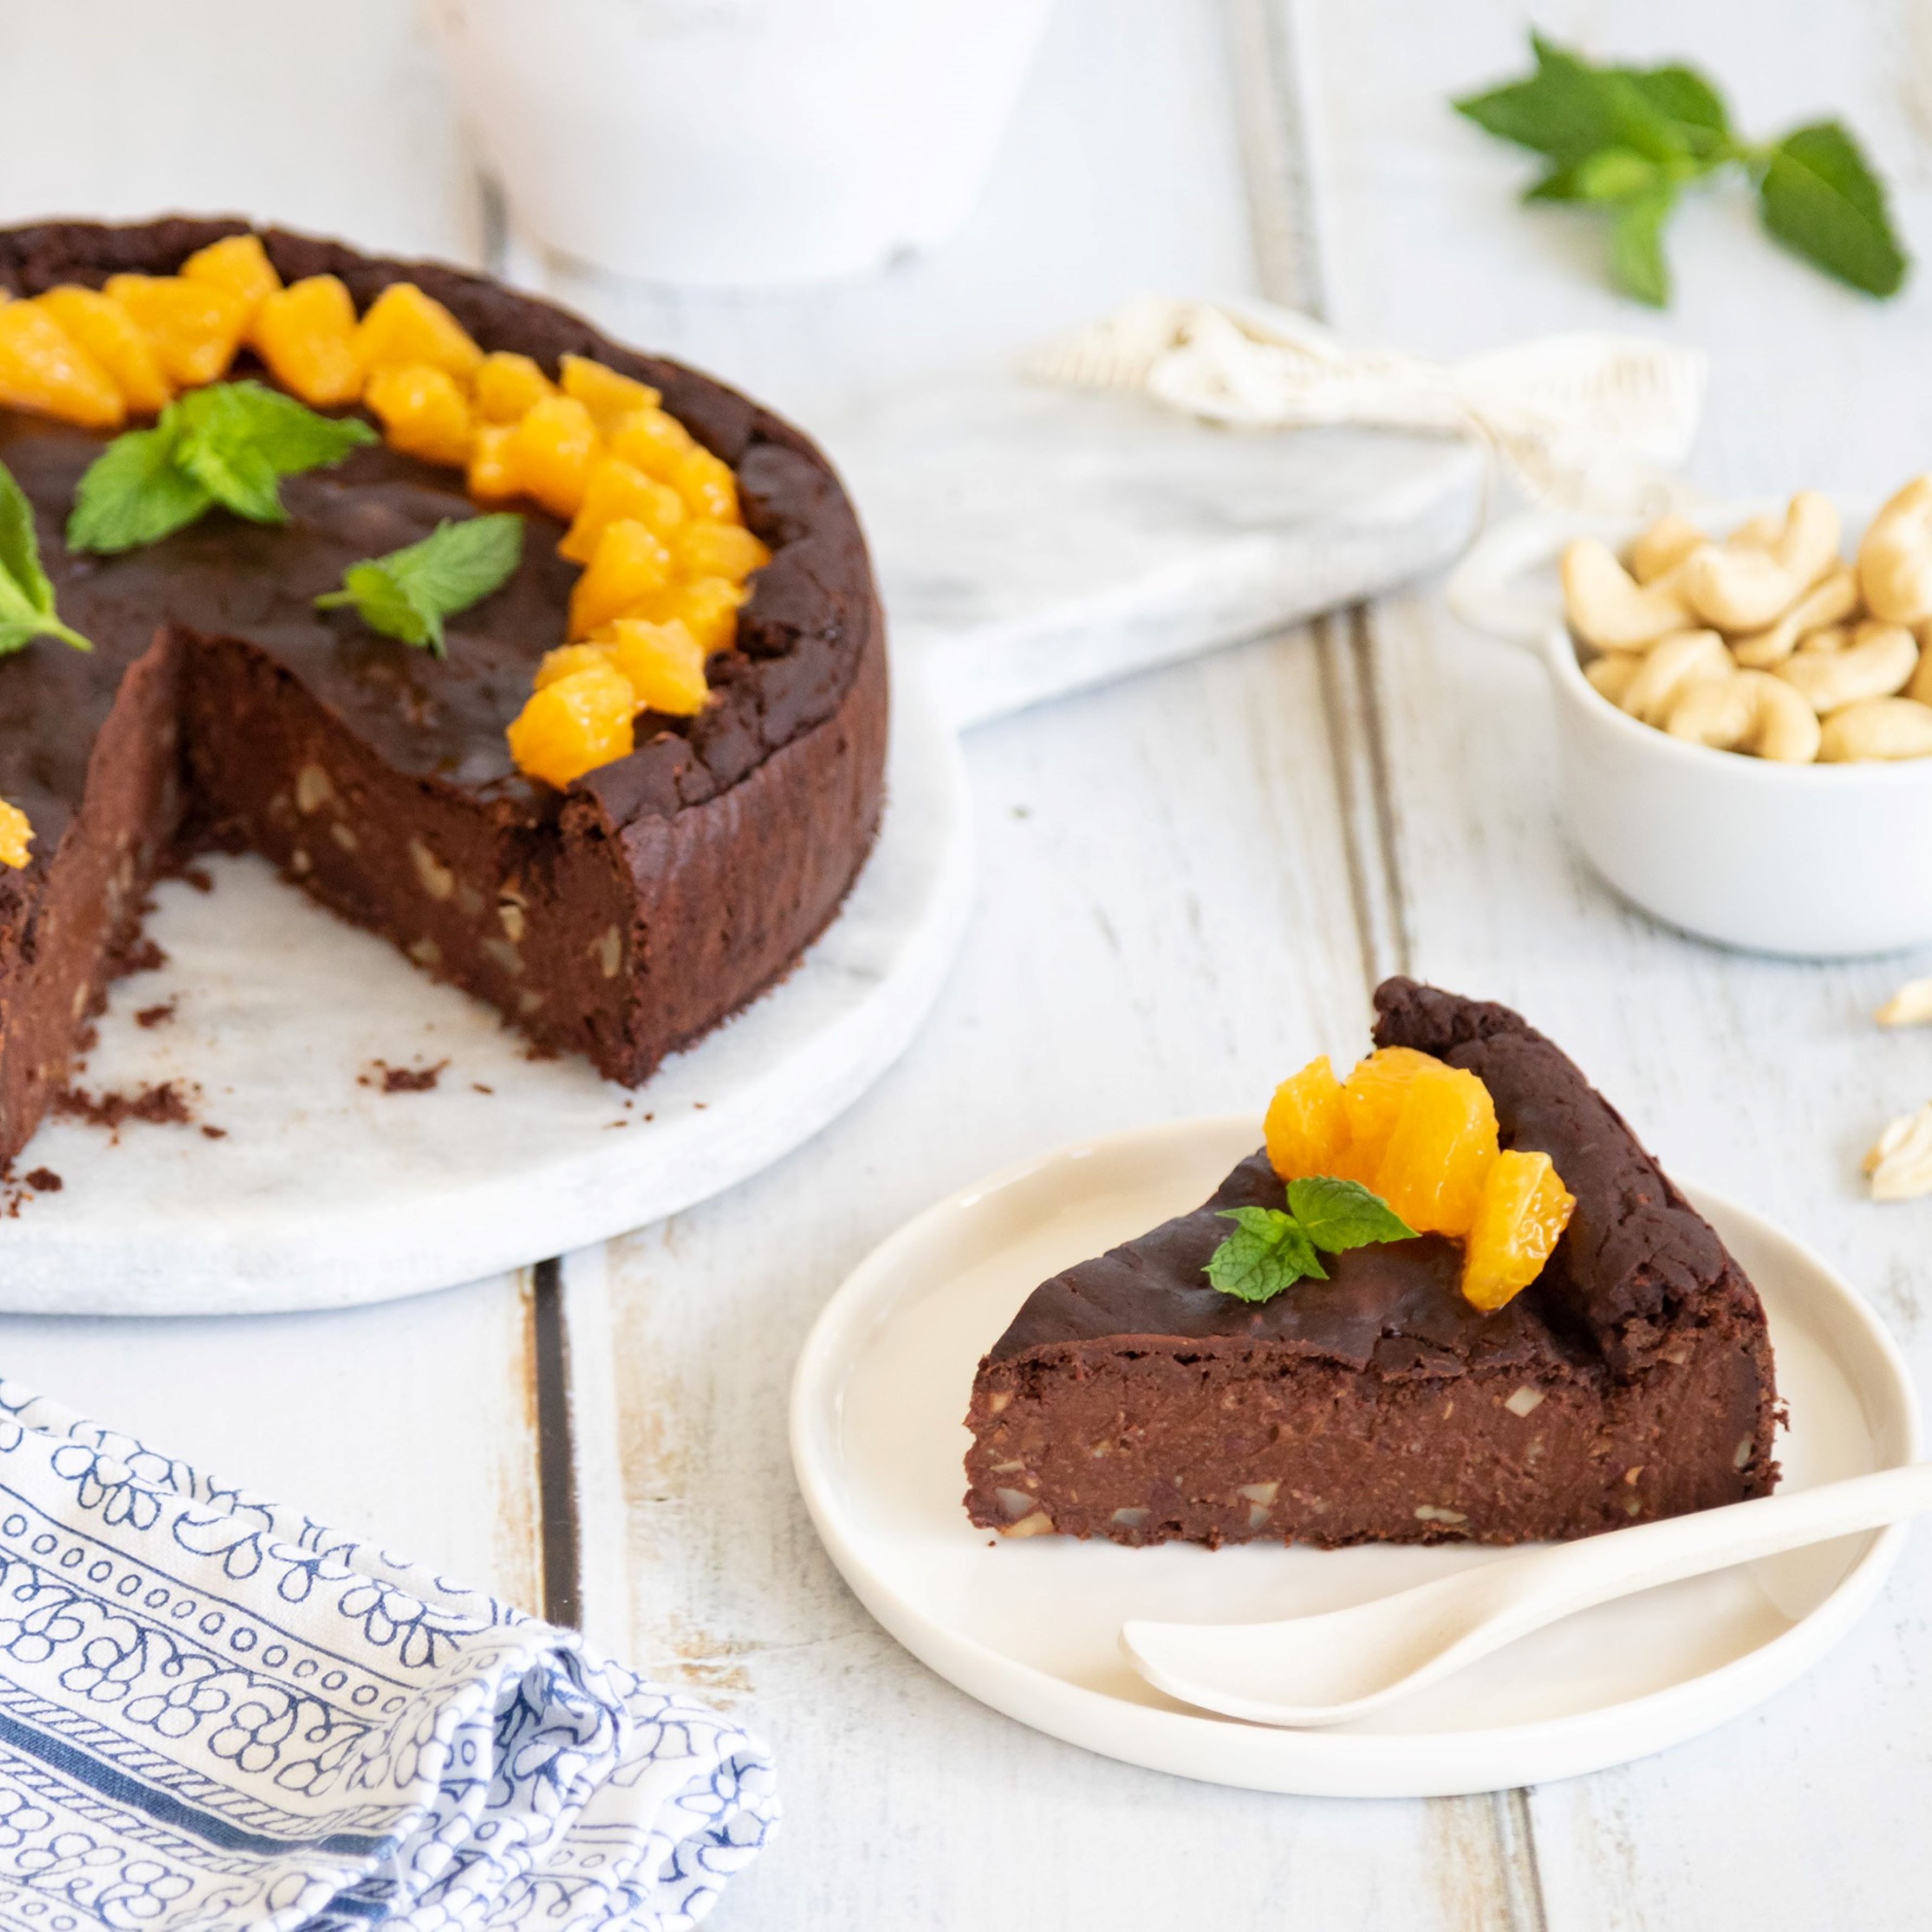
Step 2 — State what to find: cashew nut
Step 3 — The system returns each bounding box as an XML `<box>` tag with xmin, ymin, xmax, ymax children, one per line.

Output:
<box><xmin>1663</xmin><ymin>670</ymin><xmax>1822</xmax><ymax>763</ymax></box>
<box><xmin>1584</xmin><ymin>652</ymin><xmax>1644</xmax><ymax>702</ymax></box>
<box><xmin>1562</xmin><ymin>538</ymin><xmax>1693</xmax><ymax>651</ymax></box>
<box><xmin>1618</xmin><ymin>629</ymin><xmax>1732</xmax><ymax>726</ymax></box>
<box><xmin>1819</xmin><ymin>697</ymin><xmax>1932</xmax><ymax>762</ymax></box>
<box><xmin>1773</xmin><ymin>621</ymin><xmax>1918</xmax><ymax>715</ymax></box>
<box><xmin>1796</xmin><ymin>623</ymin><xmax>1852</xmax><ymax>655</ymax></box>
<box><xmin>1628</xmin><ymin>513</ymin><xmax>1704</xmax><ymax>586</ymax></box>
<box><xmin>1731</xmin><ymin>565</ymin><xmax>1859</xmax><ymax>668</ymax></box>
<box><xmin>1725</xmin><ymin>512</ymin><xmax>1784</xmax><ymax>550</ymax></box>
<box><xmin>1857</xmin><ymin>476</ymin><xmax>1932</xmax><ymax>625</ymax></box>
<box><xmin>1681</xmin><ymin>492</ymin><xmax>1840</xmax><ymax>633</ymax></box>
<box><xmin>1909</xmin><ymin>630</ymin><xmax>1932</xmax><ymax>707</ymax></box>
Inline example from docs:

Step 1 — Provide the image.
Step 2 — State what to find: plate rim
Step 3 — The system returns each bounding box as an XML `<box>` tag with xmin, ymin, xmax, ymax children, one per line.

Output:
<box><xmin>789</xmin><ymin>1114</ymin><xmax>1923</xmax><ymax>1797</ymax></box>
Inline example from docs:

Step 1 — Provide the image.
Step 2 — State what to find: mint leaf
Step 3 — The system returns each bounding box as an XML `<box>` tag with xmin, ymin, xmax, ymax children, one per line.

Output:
<box><xmin>1204</xmin><ymin>1207</ymin><xmax>1326</xmax><ymax>1303</ymax></box>
<box><xmin>1568</xmin><ymin>147</ymin><xmax>1667</xmax><ymax>203</ymax></box>
<box><xmin>1759</xmin><ymin>121</ymin><xmax>1908</xmax><ymax>297</ymax></box>
<box><xmin>1286</xmin><ymin>1177</ymin><xmax>1417</xmax><ymax>1252</ymax></box>
<box><xmin>68</xmin><ymin>382</ymin><xmax>376</xmax><ymax>553</ymax></box>
<box><xmin>0</xmin><ymin>460</ymin><xmax>88</xmax><ymax>654</ymax></box>
<box><xmin>1624</xmin><ymin>63</ymin><xmax>1730</xmax><ymax>157</ymax></box>
<box><xmin>316</xmin><ymin>513</ymin><xmax>523</xmax><ymax>656</ymax></box>
<box><xmin>67</xmin><ymin>421</ymin><xmax>211</xmax><ymax>554</ymax></box>
<box><xmin>1455</xmin><ymin>34</ymin><xmax>1692</xmax><ymax>170</ymax></box>
<box><xmin>1610</xmin><ymin>185</ymin><xmax>1677</xmax><ymax>305</ymax></box>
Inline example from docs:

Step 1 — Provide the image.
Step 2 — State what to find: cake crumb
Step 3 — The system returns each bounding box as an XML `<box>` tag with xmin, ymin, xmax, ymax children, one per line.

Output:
<box><xmin>472</xmin><ymin>1082</ymin><xmax>494</xmax><ymax>1095</ymax></box>
<box><xmin>200</xmin><ymin>1125</ymin><xmax>227</xmax><ymax>1140</ymax></box>
<box><xmin>179</xmin><ymin>865</ymin><xmax>214</xmax><ymax>894</ymax></box>
<box><xmin>134</xmin><ymin>999</ymin><xmax>177</xmax><ymax>1029</ymax></box>
<box><xmin>54</xmin><ymin>1081</ymin><xmax>197</xmax><ymax>1135</ymax></box>
<box><xmin>360</xmin><ymin>1059</ymin><xmax>449</xmax><ymax>1094</ymax></box>
<box><xmin>23</xmin><ymin>1168</ymin><xmax>61</xmax><ymax>1193</ymax></box>
<box><xmin>113</xmin><ymin>937</ymin><xmax>168</xmax><ymax>978</ymax></box>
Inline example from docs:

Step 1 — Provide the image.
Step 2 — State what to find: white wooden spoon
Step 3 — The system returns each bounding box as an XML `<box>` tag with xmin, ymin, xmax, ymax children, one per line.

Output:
<box><xmin>1121</xmin><ymin>1462</ymin><xmax>1932</xmax><ymax>1729</ymax></box>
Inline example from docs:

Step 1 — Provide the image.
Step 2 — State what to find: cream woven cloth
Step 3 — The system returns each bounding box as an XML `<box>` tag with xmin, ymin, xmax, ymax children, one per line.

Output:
<box><xmin>1026</xmin><ymin>295</ymin><xmax>1707</xmax><ymax>518</ymax></box>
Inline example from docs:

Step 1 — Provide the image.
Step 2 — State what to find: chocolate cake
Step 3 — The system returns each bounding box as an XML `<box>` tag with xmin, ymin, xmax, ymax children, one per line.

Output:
<box><xmin>0</xmin><ymin>218</ymin><xmax>886</xmax><ymax>1169</ymax></box>
<box><xmin>964</xmin><ymin>980</ymin><xmax>1779</xmax><ymax>1547</ymax></box>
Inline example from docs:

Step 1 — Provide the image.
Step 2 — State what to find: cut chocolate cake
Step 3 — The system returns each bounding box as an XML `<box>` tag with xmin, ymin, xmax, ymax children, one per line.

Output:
<box><xmin>0</xmin><ymin>218</ymin><xmax>886</xmax><ymax>1169</ymax></box>
<box><xmin>964</xmin><ymin>979</ymin><xmax>1779</xmax><ymax>1547</ymax></box>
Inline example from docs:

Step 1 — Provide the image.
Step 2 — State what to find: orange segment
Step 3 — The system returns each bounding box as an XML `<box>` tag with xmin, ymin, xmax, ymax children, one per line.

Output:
<box><xmin>0</xmin><ymin>801</ymin><xmax>32</xmax><ymax>870</ymax></box>
<box><xmin>558</xmin><ymin>456</ymin><xmax>686</xmax><ymax>564</ymax></box>
<box><xmin>567</xmin><ymin>518</ymin><xmax>675</xmax><ymax>639</ymax></box>
<box><xmin>674</xmin><ymin>518</ymin><xmax>769</xmax><ymax>582</ymax></box>
<box><xmin>613</xmin><ymin>576</ymin><xmax>746</xmax><ymax>655</ymax></box>
<box><xmin>1462</xmin><ymin>1150</ymin><xmax>1576</xmax><ymax>1311</ymax></box>
<box><xmin>560</xmin><ymin>353</ymin><xmax>661</xmax><ymax>426</ymax></box>
<box><xmin>506</xmin><ymin>660</ymin><xmax>636</xmax><ymax>787</ymax></box>
<box><xmin>34</xmin><ymin>287</ymin><xmax>170</xmax><ymax>414</ymax></box>
<box><xmin>180</xmin><ymin>234</ymin><xmax>281</xmax><ymax>320</ymax></box>
<box><xmin>474</xmin><ymin>351</ymin><xmax>557</xmax><ymax>424</ymax></box>
<box><xmin>1335</xmin><ymin>1046</ymin><xmax>1437</xmax><ymax>1186</ymax></box>
<box><xmin>672</xmin><ymin>444</ymin><xmax>740</xmax><ymax>522</ymax></box>
<box><xmin>533</xmin><ymin>642</ymin><xmax>619</xmax><ymax>691</ymax></box>
<box><xmin>1263</xmin><ymin>1056</ymin><xmax>1350</xmax><ymax>1182</ymax></box>
<box><xmin>602</xmin><ymin>618</ymin><xmax>708</xmax><ymax>716</ymax></box>
<box><xmin>467</xmin><ymin>422</ymin><xmax>521</xmax><ymax>501</ymax></box>
<box><xmin>1373</xmin><ymin>1061</ymin><xmax>1499</xmax><ymax>1238</ymax></box>
<box><xmin>0</xmin><ymin>300</ymin><xmax>124</xmax><ymax>427</ymax></box>
<box><xmin>103</xmin><ymin>274</ymin><xmax>247</xmax><ymax>387</ymax></box>
<box><xmin>605</xmin><ymin>405</ymin><xmax>697</xmax><ymax>480</ymax></box>
<box><xmin>509</xmin><ymin>395</ymin><xmax>600</xmax><ymax>519</ymax></box>
<box><xmin>365</xmin><ymin>362</ymin><xmax>475</xmax><ymax>467</ymax></box>
<box><xmin>251</xmin><ymin>275</ymin><xmax>363</xmax><ymax>407</ymax></box>
<box><xmin>356</xmin><ymin>282</ymin><xmax>483</xmax><ymax>382</ymax></box>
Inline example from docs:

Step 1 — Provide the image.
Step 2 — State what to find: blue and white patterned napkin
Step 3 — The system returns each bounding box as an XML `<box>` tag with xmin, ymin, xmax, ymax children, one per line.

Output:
<box><xmin>0</xmin><ymin>1381</ymin><xmax>777</xmax><ymax>1931</ymax></box>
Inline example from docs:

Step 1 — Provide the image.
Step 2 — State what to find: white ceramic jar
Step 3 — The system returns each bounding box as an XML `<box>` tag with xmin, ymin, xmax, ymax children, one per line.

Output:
<box><xmin>426</xmin><ymin>0</ymin><xmax>1056</xmax><ymax>287</ymax></box>
<box><xmin>1448</xmin><ymin>507</ymin><xmax>1932</xmax><ymax>959</ymax></box>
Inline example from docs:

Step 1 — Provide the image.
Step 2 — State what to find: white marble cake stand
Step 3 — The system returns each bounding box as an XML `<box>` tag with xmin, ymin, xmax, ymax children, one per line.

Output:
<box><xmin>0</xmin><ymin>673</ymin><xmax>972</xmax><ymax>1314</ymax></box>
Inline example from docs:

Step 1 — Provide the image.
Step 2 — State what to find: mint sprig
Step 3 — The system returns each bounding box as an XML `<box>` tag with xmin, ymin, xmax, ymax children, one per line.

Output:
<box><xmin>1456</xmin><ymin>32</ymin><xmax>1907</xmax><ymax>304</ymax></box>
<box><xmin>0</xmin><ymin>460</ymin><xmax>89</xmax><ymax>655</ymax></box>
<box><xmin>316</xmin><ymin>513</ymin><xmax>524</xmax><ymax>657</ymax></box>
<box><xmin>68</xmin><ymin>381</ymin><xmax>377</xmax><ymax>555</ymax></box>
<box><xmin>1205</xmin><ymin>1178</ymin><xmax>1417</xmax><ymax>1305</ymax></box>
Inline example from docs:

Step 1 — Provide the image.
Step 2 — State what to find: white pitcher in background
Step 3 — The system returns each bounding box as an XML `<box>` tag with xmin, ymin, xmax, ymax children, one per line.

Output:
<box><xmin>426</xmin><ymin>0</ymin><xmax>1056</xmax><ymax>288</ymax></box>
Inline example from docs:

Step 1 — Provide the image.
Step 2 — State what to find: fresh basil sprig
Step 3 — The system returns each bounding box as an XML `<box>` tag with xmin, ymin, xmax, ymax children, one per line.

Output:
<box><xmin>68</xmin><ymin>381</ymin><xmax>377</xmax><ymax>555</ymax></box>
<box><xmin>316</xmin><ymin>513</ymin><xmax>524</xmax><ymax>658</ymax></box>
<box><xmin>0</xmin><ymin>460</ymin><xmax>89</xmax><ymax>655</ymax></box>
<box><xmin>1204</xmin><ymin>1176</ymin><xmax>1416</xmax><ymax>1304</ymax></box>
<box><xmin>1456</xmin><ymin>32</ymin><xmax>1908</xmax><ymax>305</ymax></box>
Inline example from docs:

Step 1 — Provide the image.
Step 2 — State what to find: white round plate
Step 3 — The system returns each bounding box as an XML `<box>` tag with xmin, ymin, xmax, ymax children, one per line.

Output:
<box><xmin>0</xmin><ymin>670</ymin><xmax>972</xmax><ymax>1315</ymax></box>
<box><xmin>790</xmin><ymin>1116</ymin><xmax>1921</xmax><ymax>1797</ymax></box>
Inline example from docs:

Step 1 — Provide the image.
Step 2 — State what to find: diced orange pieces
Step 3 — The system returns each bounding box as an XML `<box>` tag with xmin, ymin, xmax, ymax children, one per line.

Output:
<box><xmin>614</xmin><ymin>576</ymin><xmax>747</xmax><ymax>655</ymax></box>
<box><xmin>103</xmin><ymin>274</ymin><xmax>247</xmax><ymax>388</ymax></box>
<box><xmin>0</xmin><ymin>300</ymin><xmax>124</xmax><ymax>428</ymax></box>
<box><xmin>534</xmin><ymin>642</ymin><xmax>619</xmax><ymax>692</ymax></box>
<box><xmin>180</xmin><ymin>234</ymin><xmax>281</xmax><ymax>321</ymax></box>
<box><xmin>0</xmin><ymin>801</ymin><xmax>32</xmax><ymax>870</ymax></box>
<box><xmin>672</xmin><ymin>444</ymin><xmax>740</xmax><ymax>522</ymax></box>
<box><xmin>567</xmin><ymin>518</ymin><xmax>675</xmax><ymax>639</ymax></box>
<box><xmin>252</xmin><ymin>275</ymin><xmax>363</xmax><ymax>407</ymax></box>
<box><xmin>474</xmin><ymin>351</ymin><xmax>557</xmax><ymax>424</ymax></box>
<box><xmin>1374</xmin><ymin>1062</ymin><xmax>1499</xmax><ymax>1238</ymax></box>
<box><xmin>356</xmin><ymin>282</ymin><xmax>483</xmax><ymax>383</ymax></box>
<box><xmin>560</xmin><ymin>353</ymin><xmax>661</xmax><ymax>427</ymax></box>
<box><xmin>1333</xmin><ymin>1046</ymin><xmax>1436</xmax><ymax>1187</ymax></box>
<box><xmin>1461</xmin><ymin>1150</ymin><xmax>1576</xmax><ymax>1312</ymax></box>
<box><xmin>605</xmin><ymin>405</ymin><xmax>697</xmax><ymax>481</ymax></box>
<box><xmin>510</xmin><ymin>395</ymin><xmax>600</xmax><ymax>519</ymax></box>
<box><xmin>467</xmin><ymin>423</ymin><xmax>521</xmax><ymax>501</ymax></box>
<box><xmin>365</xmin><ymin>363</ymin><xmax>475</xmax><ymax>468</ymax></box>
<box><xmin>558</xmin><ymin>456</ymin><xmax>686</xmax><ymax>564</ymax></box>
<box><xmin>603</xmin><ymin>618</ymin><xmax>708</xmax><ymax>716</ymax></box>
<box><xmin>505</xmin><ymin>659</ymin><xmax>636</xmax><ymax>787</ymax></box>
<box><xmin>33</xmin><ymin>287</ymin><xmax>169</xmax><ymax>415</ymax></box>
<box><xmin>1264</xmin><ymin>1056</ymin><xmax>1350</xmax><ymax>1182</ymax></box>
<box><xmin>675</xmin><ymin>519</ymin><xmax>769</xmax><ymax>583</ymax></box>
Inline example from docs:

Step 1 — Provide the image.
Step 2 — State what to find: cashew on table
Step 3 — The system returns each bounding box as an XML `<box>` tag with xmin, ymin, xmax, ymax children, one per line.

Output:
<box><xmin>1560</xmin><ymin>483</ymin><xmax>1932</xmax><ymax>764</ymax></box>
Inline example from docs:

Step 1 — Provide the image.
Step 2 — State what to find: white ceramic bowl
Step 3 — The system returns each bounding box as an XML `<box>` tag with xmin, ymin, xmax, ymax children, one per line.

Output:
<box><xmin>1448</xmin><ymin>506</ymin><xmax>1932</xmax><ymax>959</ymax></box>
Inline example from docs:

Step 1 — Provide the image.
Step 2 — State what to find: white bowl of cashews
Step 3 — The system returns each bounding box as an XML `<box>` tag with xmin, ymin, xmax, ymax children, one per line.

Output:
<box><xmin>1446</xmin><ymin>482</ymin><xmax>1932</xmax><ymax>958</ymax></box>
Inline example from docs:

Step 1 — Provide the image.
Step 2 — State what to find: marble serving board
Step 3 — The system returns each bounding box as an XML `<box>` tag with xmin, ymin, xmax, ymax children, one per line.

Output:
<box><xmin>0</xmin><ymin>675</ymin><xmax>972</xmax><ymax>1315</ymax></box>
<box><xmin>823</xmin><ymin>378</ymin><xmax>1487</xmax><ymax>729</ymax></box>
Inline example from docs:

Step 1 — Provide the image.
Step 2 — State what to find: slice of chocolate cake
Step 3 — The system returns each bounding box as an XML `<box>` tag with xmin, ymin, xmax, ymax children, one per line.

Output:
<box><xmin>964</xmin><ymin>979</ymin><xmax>1779</xmax><ymax>1547</ymax></box>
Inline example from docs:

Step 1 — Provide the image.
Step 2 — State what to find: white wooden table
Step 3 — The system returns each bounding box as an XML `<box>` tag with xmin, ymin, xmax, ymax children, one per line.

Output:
<box><xmin>4</xmin><ymin>2</ymin><xmax>1932</xmax><ymax>1924</ymax></box>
